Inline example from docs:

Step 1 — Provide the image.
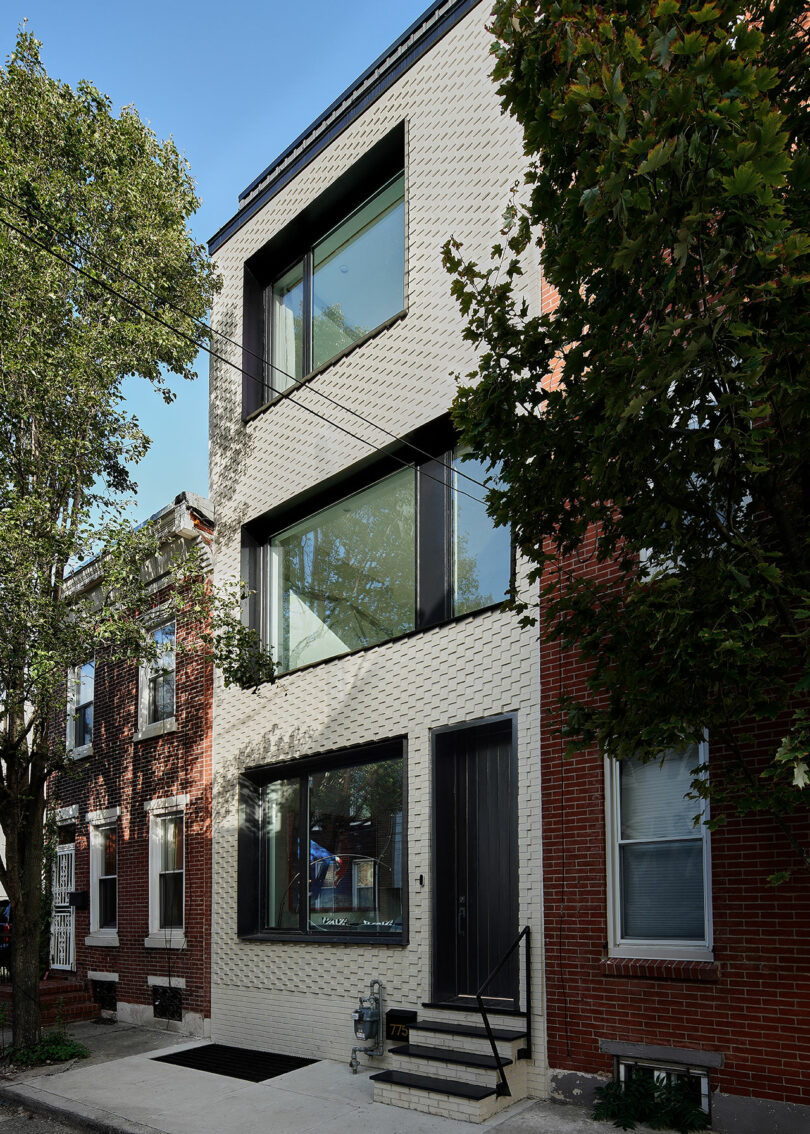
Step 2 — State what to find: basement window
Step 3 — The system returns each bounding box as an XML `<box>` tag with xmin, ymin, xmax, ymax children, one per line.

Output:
<box><xmin>617</xmin><ymin>1058</ymin><xmax>710</xmax><ymax>1118</ymax></box>
<box><xmin>153</xmin><ymin>985</ymin><xmax>182</xmax><ymax>1022</ymax></box>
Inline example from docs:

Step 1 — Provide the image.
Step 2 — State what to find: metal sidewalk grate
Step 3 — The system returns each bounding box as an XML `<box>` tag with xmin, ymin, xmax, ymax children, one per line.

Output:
<box><xmin>153</xmin><ymin>1044</ymin><xmax>316</xmax><ymax>1082</ymax></box>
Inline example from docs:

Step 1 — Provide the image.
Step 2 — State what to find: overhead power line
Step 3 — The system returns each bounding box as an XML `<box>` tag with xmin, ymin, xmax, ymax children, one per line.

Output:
<box><xmin>0</xmin><ymin>206</ymin><xmax>494</xmax><ymax>508</ymax></box>
<box><xmin>0</xmin><ymin>189</ymin><xmax>492</xmax><ymax>500</ymax></box>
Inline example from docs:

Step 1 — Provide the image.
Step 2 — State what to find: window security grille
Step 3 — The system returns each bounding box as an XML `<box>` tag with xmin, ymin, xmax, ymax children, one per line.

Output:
<box><xmin>617</xmin><ymin>1058</ymin><xmax>710</xmax><ymax>1117</ymax></box>
<box><xmin>92</xmin><ymin>980</ymin><xmax>117</xmax><ymax>1012</ymax></box>
<box><xmin>153</xmin><ymin>985</ymin><xmax>182</xmax><ymax>1021</ymax></box>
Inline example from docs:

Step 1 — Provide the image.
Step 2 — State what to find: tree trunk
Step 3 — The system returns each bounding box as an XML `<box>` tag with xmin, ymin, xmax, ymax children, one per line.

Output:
<box><xmin>3</xmin><ymin>787</ymin><xmax>46</xmax><ymax>1049</ymax></box>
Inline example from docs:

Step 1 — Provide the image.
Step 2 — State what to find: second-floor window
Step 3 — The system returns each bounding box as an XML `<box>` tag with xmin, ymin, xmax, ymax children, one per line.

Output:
<box><xmin>67</xmin><ymin>660</ymin><xmax>94</xmax><ymax>752</ymax></box>
<box><xmin>246</xmin><ymin>448</ymin><xmax>511</xmax><ymax>674</ymax></box>
<box><xmin>147</xmin><ymin>623</ymin><xmax>175</xmax><ymax>724</ymax></box>
<box><xmin>264</xmin><ymin>173</ymin><xmax>405</xmax><ymax>399</ymax></box>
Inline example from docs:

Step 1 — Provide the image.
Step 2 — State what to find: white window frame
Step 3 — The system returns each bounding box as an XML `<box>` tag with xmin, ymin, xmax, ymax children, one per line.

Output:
<box><xmin>135</xmin><ymin>615</ymin><xmax>177</xmax><ymax>742</ymax></box>
<box><xmin>85</xmin><ymin>807</ymin><xmax>120</xmax><ymax>947</ymax></box>
<box><xmin>605</xmin><ymin>741</ymin><xmax>712</xmax><ymax>961</ymax></box>
<box><xmin>617</xmin><ymin>1060</ymin><xmax>710</xmax><ymax>1117</ymax></box>
<box><xmin>144</xmin><ymin>795</ymin><xmax>188</xmax><ymax>949</ymax></box>
<box><xmin>66</xmin><ymin>659</ymin><xmax>94</xmax><ymax>759</ymax></box>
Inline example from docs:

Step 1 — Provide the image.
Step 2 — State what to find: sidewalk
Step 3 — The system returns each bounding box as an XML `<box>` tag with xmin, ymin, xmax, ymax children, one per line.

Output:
<box><xmin>0</xmin><ymin>1021</ymin><xmax>632</xmax><ymax>1134</ymax></box>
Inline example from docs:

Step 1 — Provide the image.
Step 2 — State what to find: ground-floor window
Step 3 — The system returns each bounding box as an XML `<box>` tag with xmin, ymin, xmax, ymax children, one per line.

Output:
<box><xmin>240</xmin><ymin>739</ymin><xmax>405</xmax><ymax>942</ymax></box>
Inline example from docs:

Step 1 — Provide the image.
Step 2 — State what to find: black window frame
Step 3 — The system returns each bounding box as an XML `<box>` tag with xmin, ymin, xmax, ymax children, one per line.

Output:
<box><xmin>241</xmin><ymin>418</ymin><xmax>515</xmax><ymax>678</ymax></box>
<box><xmin>242</xmin><ymin>124</ymin><xmax>406</xmax><ymax>419</ymax></box>
<box><xmin>264</xmin><ymin>171</ymin><xmax>405</xmax><ymax>398</ymax></box>
<box><xmin>238</xmin><ymin>738</ymin><xmax>407</xmax><ymax>945</ymax></box>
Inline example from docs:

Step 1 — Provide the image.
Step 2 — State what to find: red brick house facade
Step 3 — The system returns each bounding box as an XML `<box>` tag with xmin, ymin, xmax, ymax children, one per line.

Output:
<box><xmin>541</xmin><ymin>548</ymin><xmax>810</xmax><ymax>1134</ymax></box>
<box><xmin>49</xmin><ymin>492</ymin><xmax>214</xmax><ymax>1036</ymax></box>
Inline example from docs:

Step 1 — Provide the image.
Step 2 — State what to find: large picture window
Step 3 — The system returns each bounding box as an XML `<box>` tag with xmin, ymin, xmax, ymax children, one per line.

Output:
<box><xmin>265</xmin><ymin>173</ymin><xmax>405</xmax><ymax>398</ymax></box>
<box><xmin>249</xmin><ymin>446</ymin><xmax>511</xmax><ymax>675</ymax></box>
<box><xmin>242</xmin><ymin>742</ymin><xmax>405</xmax><ymax>942</ymax></box>
<box><xmin>270</xmin><ymin>468</ymin><xmax>416</xmax><ymax>671</ymax></box>
<box><xmin>607</xmin><ymin>743</ymin><xmax>712</xmax><ymax>959</ymax></box>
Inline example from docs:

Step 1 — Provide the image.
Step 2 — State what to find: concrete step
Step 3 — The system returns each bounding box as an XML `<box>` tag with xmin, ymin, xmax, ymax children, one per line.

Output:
<box><xmin>406</xmin><ymin>1018</ymin><xmax>527</xmax><ymax>1061</ymax></box>
<box><xmin>390</xmin><ymin>1042</ymin><xmax>513</xmax><ymax>1070</ymax></box>
<box><xmin>371</xmin><ymin>1068</ymin><xmax>504</xmax><ymax>1122</ymax></box>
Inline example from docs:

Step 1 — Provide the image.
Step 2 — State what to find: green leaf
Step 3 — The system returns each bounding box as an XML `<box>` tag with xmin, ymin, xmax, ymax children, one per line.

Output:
<box><xmin>689</xmin><ymin>3</ymin><xmax>721</xmax><ymax>24</ymax></box>
<box><xmin>638</xmin><ymin>136</ymin><xmax>677</xmax><ymax>174</ymax></box>
<box><xmin>624</xmin><ymin>28</ymin><xmax>644</xmax><ymax>63</ymax></box>
<box><xmin>722</xmin><ymin>162</ymin><xmax>762</xmax><ymax>196</ymax></box>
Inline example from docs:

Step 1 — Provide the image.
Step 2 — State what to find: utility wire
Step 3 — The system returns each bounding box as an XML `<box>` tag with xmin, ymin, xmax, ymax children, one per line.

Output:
<box><xmin>0</xmin><ymin>189</ymin><xmax>492</xmax><ymax>498</ymax></box>
<box><xmin>0</xmin><ymin>207</ymin><xmax>491</xmax><ymax>507</ymax></box>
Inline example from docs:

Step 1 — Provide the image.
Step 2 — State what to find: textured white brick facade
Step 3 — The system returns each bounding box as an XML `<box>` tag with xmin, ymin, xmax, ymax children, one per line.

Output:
<box><xmin>209</xmin><ymin>0</ymin><xmax>547</xmax><ymax>1102</ymax></box>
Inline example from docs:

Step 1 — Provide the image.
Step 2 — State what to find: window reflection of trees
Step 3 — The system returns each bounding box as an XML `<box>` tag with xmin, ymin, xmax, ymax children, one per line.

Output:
<box><xmin>278</xmin><ymin>470</ymin><xmax>415</xmax><ymax>669</ymax></box>
<box><xmin>264</xmin><ymin>757</ymin><xmax>403</xmax><ymax>934</ymax></box>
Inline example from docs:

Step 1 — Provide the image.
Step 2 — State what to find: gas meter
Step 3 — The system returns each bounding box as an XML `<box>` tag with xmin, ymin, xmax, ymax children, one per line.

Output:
<box><xmin>349</xmin><ymin>979</ymin><xmax>383</xmax><ymax>1072</ymax></box>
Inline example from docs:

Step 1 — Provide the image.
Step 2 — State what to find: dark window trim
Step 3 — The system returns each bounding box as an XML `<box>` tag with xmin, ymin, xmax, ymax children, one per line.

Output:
<box><xmin>208</xmin><ymin>0</ymin><xmax>483</xmax><ymax>251</ymax></box>
<box><xmin>257</xmin><ymin>599</ymin><xmax>508</xmax><ymax>685</ymax></box>
<box><xmin>243</xmin><ymin>308</ymin><xmax>407</xmax><ymax>425</ymax></box>
<box><xmin>238</xmin><ymin>737</ymin><xmax>408</xmax><ymax>945</ymax></box>
<box><xmin>241</xmin><ymin>126</ymin><xmax>406</xmax><ymax>420</ymax></box>
<box><xmin>241</xmin><ymin>417</ymin><xmax>514</xmax><ymax>678</ymax></box>
<box><xmin>247</xmin><ymin>416</ymin><xmax>456</xmax><ymax>537</ymax></box>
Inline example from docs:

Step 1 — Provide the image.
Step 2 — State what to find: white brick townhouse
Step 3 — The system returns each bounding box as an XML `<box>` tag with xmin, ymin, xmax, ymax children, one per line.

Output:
<box><xmin>208</xmin><ymin>0</ymin><xmax>543</xmax><ymax>1119</ymax></box>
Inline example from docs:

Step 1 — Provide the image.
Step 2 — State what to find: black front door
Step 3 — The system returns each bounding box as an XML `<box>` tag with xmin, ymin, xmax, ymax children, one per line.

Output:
<box><xmin>433</xmin><ymin>718</ymin><xmax>518</xmax><ymax>1007</ymax></box>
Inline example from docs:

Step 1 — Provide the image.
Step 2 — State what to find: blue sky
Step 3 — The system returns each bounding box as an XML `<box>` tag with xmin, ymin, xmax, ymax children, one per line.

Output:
<box><xmin>0</xmin><ymin>0</ymin><xmax>433</xmax><ymax>521</ymax></box>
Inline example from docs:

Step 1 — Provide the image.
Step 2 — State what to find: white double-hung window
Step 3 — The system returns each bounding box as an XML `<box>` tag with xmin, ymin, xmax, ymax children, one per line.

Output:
<box><xmin>86</xmin><ymin>807</ymin><xmax>120</xmax><ymax>947</ymax></box>
<box><xmin>136</xmin><ymin>621</ymin><xmax>176</xmax><ymax>739</ymax></box>
<box><xmin>144</xmin><ymin>795</ymin><xmax>187</xmax><ymax>949</ymax></box>
<box><xmin>607</xmin><ymin>743</ymin><xmax>712</xmax><ymax>960</ymax></box>
<box><xmin>66</xmin><ymin>660</ymin><xmax>94</xmax><ymax>756</ymax></box>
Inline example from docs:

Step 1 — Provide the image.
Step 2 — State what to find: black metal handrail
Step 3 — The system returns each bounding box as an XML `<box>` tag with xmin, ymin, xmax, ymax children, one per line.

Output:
<box><xmin>474</xmin><ymin>925</ymin><xmax>531</xmax><ymax>1097</ymax></box>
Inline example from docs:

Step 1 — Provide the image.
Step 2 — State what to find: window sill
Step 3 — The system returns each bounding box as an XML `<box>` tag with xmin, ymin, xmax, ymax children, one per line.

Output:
<box><xmin>85</xmin><ymin>933</ymin><xmax>120</xmax><ymax>948</ymax></box>
<box><xmin>69</xmin><ymin>743</ymin><xmax>93</xmax><ymax>762</ymax></box>
<box><xmin>269</xmin><ymin>600</ymin><xmax>507</xmax><ymax>683</ymax></box>
<box><xmin>244</xmin><ymin>308</ymin><xmax>407</xmax><ymax>425</ymax></box>
<box><xmin>144</xmin><ymin>931</ymin><xmax>186</xmax><ymax>950</ymax></box>
<box><xmin>239</xmin><ymin>930</ymin><xmax>406</xmax><ymax>946</ymax></box>
<box><xmin>600</xmin><ymin>957</ymin><xmax>719</xmax><ymax>982</ymax></box>
<box><xmin>133</xmin><ymin>717</ymin><xmax>177</xmax><ymax>743</ymax></box>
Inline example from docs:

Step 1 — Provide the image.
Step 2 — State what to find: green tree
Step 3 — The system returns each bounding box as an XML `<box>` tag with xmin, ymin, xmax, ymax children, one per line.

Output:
<box><xmin>0</xmin><ymin>30</ymin><xmax>221</xmax><ymax>1045</ymax></box>
<box><xmin>445</xmin><ymin>2</ymin><xmax>810</xmax><ymax>871</ymax></box>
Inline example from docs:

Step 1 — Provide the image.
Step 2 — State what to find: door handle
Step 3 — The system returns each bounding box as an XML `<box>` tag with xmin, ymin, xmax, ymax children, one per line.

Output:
<box><xmin>458</xmin><ymin>896</ymin><xmax>466</xmax><ymax>936</ymax></box>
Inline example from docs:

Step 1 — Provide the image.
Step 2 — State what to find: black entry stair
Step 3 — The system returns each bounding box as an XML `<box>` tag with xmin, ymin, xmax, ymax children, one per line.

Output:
<box><xmin>370</xmin><ymin>1069</ymin><xmax>496</xmax><ymax>1101</ymax></box>
<box><xmin>389</xmin><ymin>1042</ymin><xmax>513</xmax><ymax>1070</ymax></box>
<box><xmin>371</xmin><ymin>1010</ymin><xmax>530</xmax><ymax>1120</ymax></box>
<box><xmin>409</xmin><ymin>1018</ymin><xmax>527</xmax><ymax>1045</ymax></box>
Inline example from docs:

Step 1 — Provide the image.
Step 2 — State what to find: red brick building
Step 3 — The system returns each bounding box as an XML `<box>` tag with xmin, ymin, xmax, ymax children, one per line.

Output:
<box><xmin>541</xmin><ymin>547</ymin><xmax>810</xmax><ymax>1134</ymax></box>
<box><xmin>49</xmin><ymin>492</ymin><xmax>214</xmax><ymax>1036</ymax></box>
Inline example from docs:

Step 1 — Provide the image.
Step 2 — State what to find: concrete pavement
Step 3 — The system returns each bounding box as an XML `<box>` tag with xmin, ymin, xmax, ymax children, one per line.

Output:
<box><xmin>0</xmin><ymin>1022</ymin><xmax>643</xmax><ymax>1134</ymax></box>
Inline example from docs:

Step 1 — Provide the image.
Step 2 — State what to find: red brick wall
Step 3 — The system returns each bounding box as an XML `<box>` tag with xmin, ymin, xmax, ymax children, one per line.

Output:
<box><xmin>51</xmin><ymin>593</ymin><xmax>212</xmax><ymax>1025</ymax></box>
<box><xmin>541</xmin><ymin>554</ymin><xmax>810</xmax><ymax>1108</ymax></box>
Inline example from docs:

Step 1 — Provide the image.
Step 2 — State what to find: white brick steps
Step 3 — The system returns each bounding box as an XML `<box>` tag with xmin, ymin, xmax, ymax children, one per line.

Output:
<box><xmin>410</xmin><ymin>1019</ymin><xmax>527</xmax><ymax>1043</ymax></box>
<box><xmin>371</xmin><ymin>1069</ymin><xmax>496</xmax><ymax>1101</ymax></box>
<box><xmin>372</xmin><ymin>1014</ymin><xmax>530</xmax><ymax>1122</ymax></box>
<box><xmin>389</xmin><ymin>1042</ymin><xmax>513</xmax><ymax>1070</ymax></box>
